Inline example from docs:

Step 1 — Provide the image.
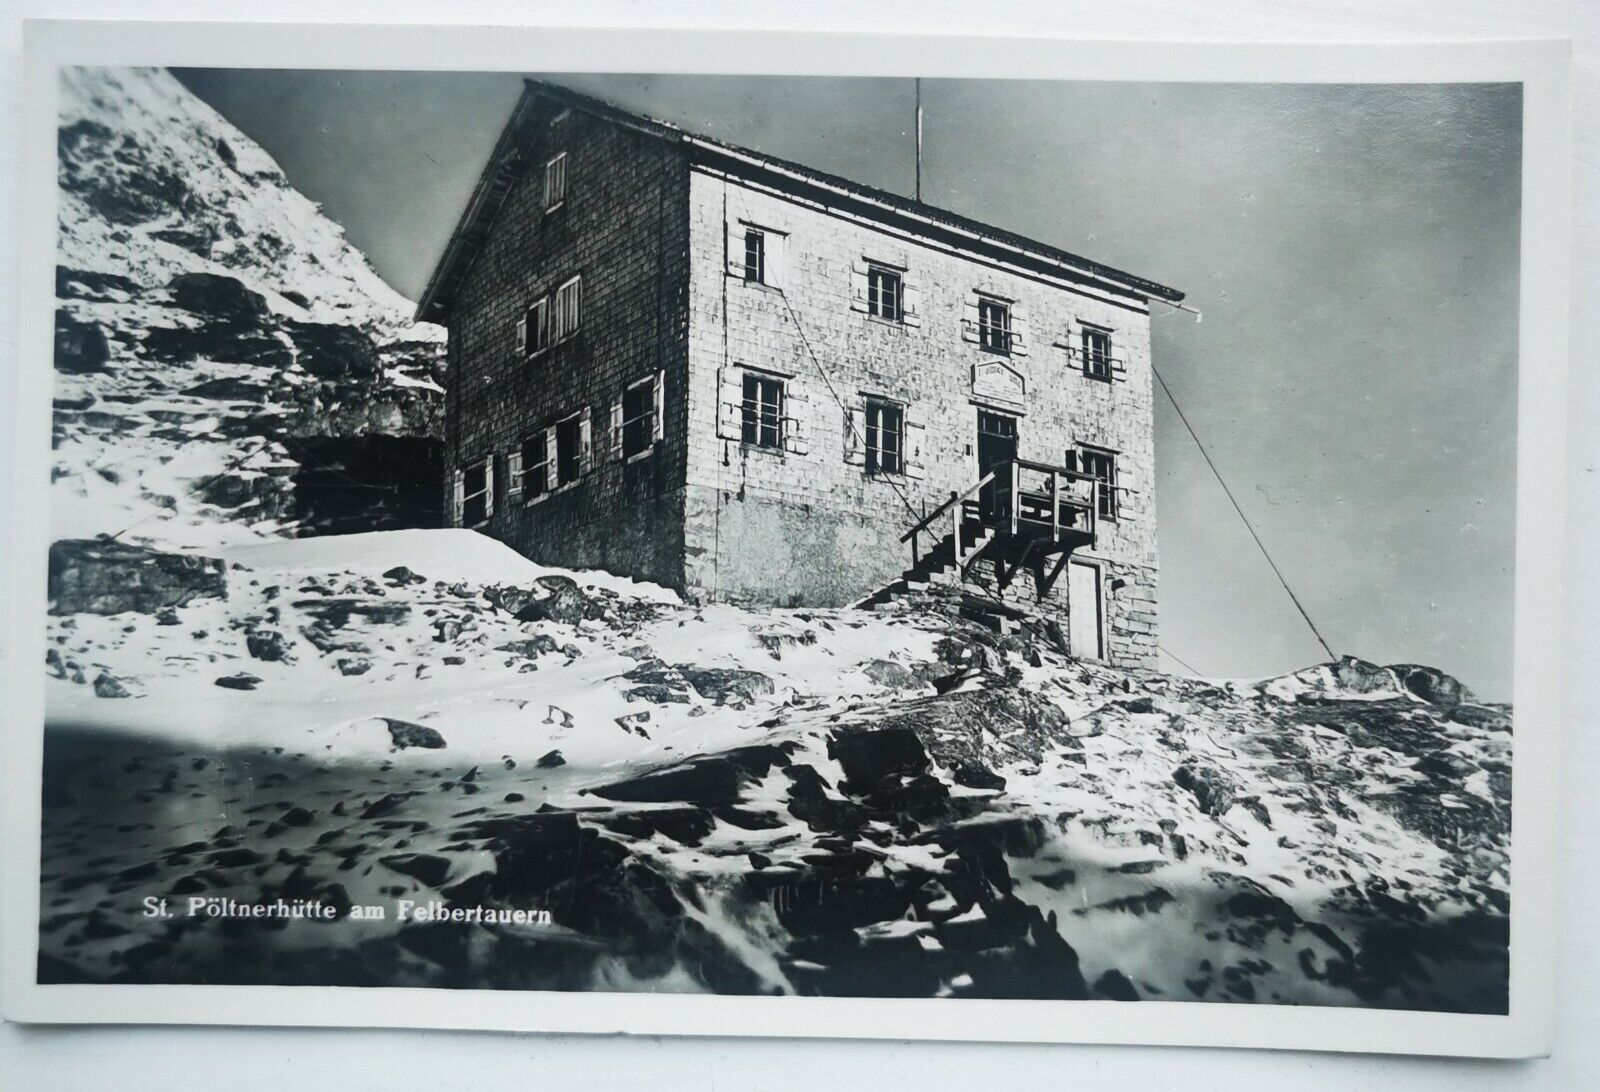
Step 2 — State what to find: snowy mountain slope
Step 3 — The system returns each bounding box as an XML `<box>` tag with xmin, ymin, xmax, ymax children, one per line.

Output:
<box><xmin>39</xmin><ymin>530</ymin><xmax>1511</xmax><ymax>1011</ymax></box>
<box><xmin>51</xmin><ymin>67</ymin><xmax>445</xmax><ymax>550</ymax></box>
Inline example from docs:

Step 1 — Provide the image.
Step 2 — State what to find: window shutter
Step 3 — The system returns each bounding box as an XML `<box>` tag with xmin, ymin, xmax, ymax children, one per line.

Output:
<box><xmin>508</xmin><ymin>450</ymin><xmax>523</xmax><ymax>501</ymax></box>
<box><xmin>516</xmin><ymin>313</ymin><xmax>528</xmax><ymax>357</ymax></box>
<box><xmin>849</xmin><ymin>261</ymin><xmax>869</xmax><ymax>313</ymax></box>
<box><xmin>609</xmin><ymin>401</ymin><xmax>623</xmax><ymax>461</ymax></box>
<box><xmin>905</xmin><ymin>419</ymin><xmax>927</xmax><ymax>479</ymax></box>
<box><xmin>843</xmin><ymin>406</ymin><xmax>867</xmax><ymax>466</ymax></box>
<box><xmin>783</xmin><ymin>384</ymin><xmax>810</xmax><ymax>457</ymax></box>
<box><xmin>715</xmin><ymin>366</ymin><xmax>742</xmax><ymax>440</ymax></box>
<box><xmin>767</xmin><ymin>233</ymin><xmax>786</xmax><ymax>289</ymax></box>
<box><xmin>961</xmin><ymin>298</ymin><xmax>980</xmax><ymax>343</ymax></box>
<box><xmin>484</xmin><ymin>458</ymin><xmax>497</xmax><ymax>519</ymax></box>
<box><xmin>451</xmin><ymin>469</ymin><xmax>464</xmax><ymax>526</ymax></box>
<box><xmin>726</xmin><ymin>221</ymin><xmax>744</xmax><ymax>277</ymax></box>
<box><xmin>1011</xmin><ymin>304</ymin><xmax>1030</xmax><ymax>357</ymax></box>
<box><xmin>902</xmin><ymin>275</ymin><xmax>922</xmax><ymax>328</ymax></box>
<box><xmin>652</xmin><ymin>370</ymin><xmax>665</xmax><ymax>444</ymax></box>
<box><xmin>577</xmin><ymin>406</ymin><xmax>593</xmax><ymax>475</ymax></box>
<box><xmin>545</xmin><ymin>428</ymin><xmax>558</xmax><ymax>491</ymax></box>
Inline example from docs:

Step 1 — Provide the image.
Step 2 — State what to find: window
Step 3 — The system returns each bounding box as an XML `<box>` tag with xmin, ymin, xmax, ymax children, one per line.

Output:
<box><xmin>460</xmin><ymin>458</ymin><xmax>492</xmax><ymax>527</ymax></box>
<box><xmin>621</xmin><ymin>375</ymin><xmax>658</xmax><ymax>459</ymax></box>
<box><xmin>864</xmin><ymin>399</ymin><xmax>904</xmax><ymax>474</ymax></box>
<box><xmin>741</xmin><ymin>373</ymin><xmax>785</xmax><ymax>450</ymax></box>
<box><xmin>1081</xmin><ymin>326</ymin><xmax>1113</xmax><ymax>381</ymax></box>
<box><xmin>556</xmin><ymin>413</ymin><xmax>583</xmax><ymax>487</ymax></box>
<box><xmin>520</xmin><ymin>434</ymin><xmax>549</xmax><ymax>500</ymax></box>
<box><xmin>554</xmin><ymin>277</ymin><xmax>581</xmax><ymax>342</ymax></box>
<box><xmin>742</xmin><ymin>229</ymin><xmax>766</xmax><ymax>284</ymax></box>
<box><xmin>978</xmin><ymin>297</ymin><xmax>1012</xmax><ymax>354</ymax></box>
<box><xmin>520</xmin><ymin>297</ymin><xmax>550</xmax><ymax>358</ymax></box>
<box><xmin>543</xmin><ymin>153</ymin><xmax>567</xmax><ymax>211</ymax></box>
<box><xmin>1076</xmin><ymin>446</ymin><xmax>1119</xmax><ymax>522</ymax></box>
<box><xmin>867</xmin><ymin>266</ymin><xmax>903</xmax><ymax>322</ymax></box>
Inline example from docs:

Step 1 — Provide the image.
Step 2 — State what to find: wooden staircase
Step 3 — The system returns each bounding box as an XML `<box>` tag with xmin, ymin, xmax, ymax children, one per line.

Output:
<box><xmin>855</xmin><ymin>458</ymin><xmax>1101</xmax><ymax>635</ymax></box>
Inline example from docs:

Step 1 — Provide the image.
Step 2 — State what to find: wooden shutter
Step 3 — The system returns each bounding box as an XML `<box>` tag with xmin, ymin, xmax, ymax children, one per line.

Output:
<box><xmin>843</xmin><ymin>405</ymin><xmax>867</xmax><ymax>466</ymax></box>
<box><xmin>849</xmin><ymin>261</ymin><xmax>869</xmax><ymax>313</ymax></box>
<box><xmin>715</xmin><ymin>367</ymin><xmax>743</xmax><ymax>440</ymax></box>
<box><xmin>609</xmin><ymin>401</ymin><xmax>623</xmax><ymax>461</ymax></box>
<box><xmin>1011</xmin><ymin>303</ymin><xmax>1030</xmax><ymax>357</ymax></box>
<box><xmin>516</xmin><ymin>313</ymin><xmax>528</xmax><ymax>357</ymax></box>
<box><xmin>904</xmin><ymin>419</ymin><xmax>927</xmax><ymax>479</ymax></box>
<box><xmin>902</xmin><ymin>274</ymin><xmax>922</xmax><ymax>328</ymax></box>
<box><xmin>451</xmin><ymin>469</ymin><xmax>464</xmax><ymax>526</ymax></box>
<box><xmin>544</xmin><ymin>428</ymin><xmax>558</xmax><ymax>491</ymax></box>
<box><xmin>766</xmin><ymin>232</ymin><xmax>786</xmax><ymax>289</ymax></box>
<box><xmin>578</xmin><ymin>406</ymin><xmax>593</xmax><ymax>474</ymax></box>
<box><xmin>508</xmin><ymin>450</ymin><xmax>523</xmax><ymax>502</ymax></box>
<box><xmin>483</xmin><ymin>458</ymin><xmax>496</xmax><ymax>519</ymax></box>
<box><xmin>783</xmin><ymin>382</ymin><xmax>810</xmax><ymax>456</ymax></box>
<box><xmin>651</xmin><ymin>370</ymin><xmax>665</xmax><ymax>444</ymax></box>
<box><xmin>961</xmin><ymin>298</ymin><xmax>980</xmax><ymax>343</ymax></box>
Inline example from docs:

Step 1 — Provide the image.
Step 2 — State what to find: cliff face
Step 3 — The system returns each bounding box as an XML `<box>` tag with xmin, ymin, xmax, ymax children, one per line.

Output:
<box><xmin>51</xmin><ymin>66</ymin><xmax>446</xmax><ymax>549</ymax></box>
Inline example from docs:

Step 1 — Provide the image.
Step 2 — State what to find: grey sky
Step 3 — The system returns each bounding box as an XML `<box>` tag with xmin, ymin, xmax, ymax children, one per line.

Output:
<box><xmin>172</xmin><ymin>69</ymin><xmax>1522</xmax><ymax>698</ymax></box>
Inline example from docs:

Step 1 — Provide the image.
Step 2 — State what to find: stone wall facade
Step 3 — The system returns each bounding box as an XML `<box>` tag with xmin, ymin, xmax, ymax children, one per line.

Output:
<box><xmin>681</xmin><ymin>169</ymin><xmax>1160</xmax><ymax>667</ymax></box>
<box><xmin>444</xmin><ymin>101</ymin><xmax>692</xmax><ymax>591</ymax></box>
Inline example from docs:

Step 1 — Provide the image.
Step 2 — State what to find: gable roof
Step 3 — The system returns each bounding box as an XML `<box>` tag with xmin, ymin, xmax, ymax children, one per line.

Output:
<box><xmin>415</xmin><ymin>79</ymin><xmax>1184</xmax><ymax>321</ymax></box>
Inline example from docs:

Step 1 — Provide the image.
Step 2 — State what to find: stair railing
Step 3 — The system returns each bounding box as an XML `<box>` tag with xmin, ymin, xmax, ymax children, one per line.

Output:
<box><xmin>900</xmin><ymin>469</ymin><xmax>996</xmax><ymax>568</ymax></box>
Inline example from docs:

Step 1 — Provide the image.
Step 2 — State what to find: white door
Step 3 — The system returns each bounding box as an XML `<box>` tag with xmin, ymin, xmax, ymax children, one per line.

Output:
<box><xmin>1067</xmin><ymin>560</ymin><xmax>1103</xmax><ymax>660</ymax></box>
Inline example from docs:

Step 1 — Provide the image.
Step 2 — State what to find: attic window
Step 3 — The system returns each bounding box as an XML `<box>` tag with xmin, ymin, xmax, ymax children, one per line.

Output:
<box><xmin>544</xmin><ymin>153</ymin><xmax>568</xmax><ymax>211</ymax></box>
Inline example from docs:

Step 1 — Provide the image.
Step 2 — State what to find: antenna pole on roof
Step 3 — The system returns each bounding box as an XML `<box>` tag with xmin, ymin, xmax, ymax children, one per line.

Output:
<box><xmin>914</xmin><ymin>78</ymin><xmax>924</xmax><ymax>203</ymax></box>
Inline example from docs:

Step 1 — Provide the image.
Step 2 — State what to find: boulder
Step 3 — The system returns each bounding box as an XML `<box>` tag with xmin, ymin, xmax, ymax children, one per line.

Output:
<box><xmin>166</xmin><ymin>272</ymin><xmax>271</xmax><ymax>323</ymax></box>
<box><xmin>245</xmin><ymin>629</ymin><xmax>293</xmax><ymax>663</ymax></box>
<box><xmin>536</xmin><ymin>749</ymin><xmax>566</xmax><ymax>769</ymax></box>
<box><xmin>590</xmin><ymin>757</ymin><xmax>740</xmax><ymax>807</ymax></box>
<box><xmin>48</xmin><ymin>538</ymin><xmax>226</xmax><ymax>616</ymax></box>
<box><xmin>1390</xmin><ymin>664</ymin><xmax>1473</xmax><ymax>709</ymax></box>
<box><xmin>829</xmin><ymin>725</ymin><xmax>931</xmax><ymax>788</ymax></box>
<box><xmin>383</xmin><ymin>718</ymin><xmax>446</xmax><ymax>750</ymax></box>
<box><xmin>1173</xmin><ymin>763</ymin><xmax>1237</xmax><ymax>817</ymax></box>
<box><xmin>281</xmin><ymin>319</ymin><xmax>380</xmax><ymax>382</ymax></box>
<box><xmin>214</xmin><ymin>673</ymin><xmax>261</xmax><ymax>691</ymax></box>
<box><xmin>54</xmin><ymin>309</ymin><xmax>110</xmax><ymax>374</ymax></box>
<box><xmin>863</xmin><ymin>659</ymin><xmax>923</xmax><ymax>690</ymax></box>
<box><xmin>379</xmin><ymin>853</ymin><xmax>452</xmax><ymax>887</ymax></box>
<box><xmin>93</xmin><ymin>672</ymin><xmax>131</xmax><ymax>699</ymax></box>
<box><xmin>672</xmin><ymin>665</ymin><xmax>775</xmax><ymax>705</ymax></box>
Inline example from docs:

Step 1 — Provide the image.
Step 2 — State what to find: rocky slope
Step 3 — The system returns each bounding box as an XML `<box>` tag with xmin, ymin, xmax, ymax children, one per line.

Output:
<box><xmin>51</xmin><ymin>67</ymin><xmax>445</xmax><ymax>550</ymax></box>
<box><xmin>38</xmin><ymin>531</ymin><xmax>1511</xmax><ymax>1012</ymax></box>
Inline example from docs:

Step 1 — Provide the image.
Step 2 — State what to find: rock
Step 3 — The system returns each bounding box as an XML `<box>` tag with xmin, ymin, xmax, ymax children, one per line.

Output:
<box><xmin>360</xmin><ymin>793</ymin><xmax>414</xmax><ymax>820</ymax></box>
<box><xmin>245</xmin><ymin>629</ymin><xmax>293</xmax><ymax>662</ymax></box>
<box><xmin>672</xmin><ymin>665</ymin><xmax>775</xmax><ymax>705</ymax></box>
<box><xmin>1094</xmin><ymin>968</ymin><xmax>1141</xmax><ymax>1001</ymax></box>
<box><xmin>166</xmin><ymin>272</ymin><xmax>272</xmax><ymax>322</ymax></box>
<box><xmin>93</xmin><ymin>672</ymin><xmax>131</xmax><ymax>699</ymax></box>
<box><xmin>336</xmin><ymin>657</ymin><xmax>370</xmax><ymax>677</ymax></box>
<box><xmin>45</xmin><ymin>648</ymin><xmax>67</xmax><ymax>679</ymax></box>
<box><xmin>281</xmin><ymin>319</ymin><xmax>380</xmax><ymax>382</ymax></box>
<box><xmin>536</xmin><ymin>749</ymin><xmax>566</xmax><ymax>769</ymax></box>
<box><xmin>48</xmin><ymin>538</ymin><xmax>226</xmax><ymax>615</ymax></box>
<box><xmin>951</xmin><ymin>762</ymin><xmax>1007</xmax><ymax>792</ymax></box>
<box><xmin>488</xmin><ymin>575</ymin><xmax>596</xmax><ymax>626</ymax></box>
<box><xmin>590</xmin><ymin>757</ymin><xmax>740</xmax><ymax>807</ymax></box>
<box><xmin>384</xmin><ymin>718</ymin><xmax>446</xmax><ymax>750</ymax></box>
<box><xmin>1390</xmin><ymin>664</ymin><xmax>1472</xmax><ymax>709</ymax></box>
<box><xmin>214</xmin><ymin>673</ymin><xmax>261</xmax><ymax>691</ymax></box>
<box><xmin>280</xmin><ymin>806</ymin><xmax>314</xmax><ymax>827</ymax></box>
<box><xmin>863</xmin><ymin>659</ymin><xmax>922</xmax><ymax>690</ymax></box>
<box><xmin>496</xmin><ymin>635</ymin><xmax>560</xmax><ymax>659</ymax></box>
<box><xmin>155</xmin><ymin>607</ymin><xmax>180</xmax><ymax>626</ymax></box>
<box><xmin>54</xmin><ymin>309</ymin><xmax>111</xmax><ymax>374</ymax></box>
<box><xmin>382</xmin><ymin>565</ymin><xmax>426</xmax><ymax>585</ymax></box>
<box><xmin>1173</xmin><ymin>763</ymin><xmax>1236</xmax><ymax>817</ymax></box>
<box><xmin>379</xmin><ymin>853</ymin><xmax>452</xmax><ymax>887</ymax></box>
<box><xmin>598</xmin><ymin>806</ymin><xmax>717</xmax><ymax>846</ymax></box>
<box><xmin>829</xmin><ymin>725</ymin><xmax>930</xmax><ymax>788</ymax></box>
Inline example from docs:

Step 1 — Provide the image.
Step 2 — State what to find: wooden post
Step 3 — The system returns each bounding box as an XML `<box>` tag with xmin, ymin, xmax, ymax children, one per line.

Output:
<box><xmin>1050</xmin><ymin>468</ymin><xmax>1059</xmax><ymax>543</ymax></box>
<box><xmin>1010</xmin><ymin>460</ymin><xmax>1019</xmax><ymax>537</ymax></box>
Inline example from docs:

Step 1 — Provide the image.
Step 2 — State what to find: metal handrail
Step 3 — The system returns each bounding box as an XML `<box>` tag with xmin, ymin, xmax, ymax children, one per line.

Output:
<box><xmin>900</xmin><ymin>469</ymin><xmax>996</xmax><ymax>543</ymax></box>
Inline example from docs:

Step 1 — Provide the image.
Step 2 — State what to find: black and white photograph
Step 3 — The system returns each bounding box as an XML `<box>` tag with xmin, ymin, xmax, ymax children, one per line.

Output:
<box><xmin>0</xmin><ymin>17</ymin><xmax>1577</xmax><ymax>1065</ymax></box>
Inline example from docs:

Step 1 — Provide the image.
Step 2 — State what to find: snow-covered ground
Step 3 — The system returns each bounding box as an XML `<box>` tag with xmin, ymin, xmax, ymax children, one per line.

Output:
<box><xmin>39</xmin><ymin>530</ymin><xmax>1511</xmax><ymax>1011</ymax></box>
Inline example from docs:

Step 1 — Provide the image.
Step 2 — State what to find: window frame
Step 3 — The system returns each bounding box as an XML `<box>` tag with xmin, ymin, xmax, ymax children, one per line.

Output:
<box><xmin>867</xmin><ymin>265</ymin><xmax>904</xmax><ymax>323</ymax></box>
<box><xmin>461</xmin><ymin>456</ymin><xmax>493</xmax><ymax>528</ymax></box>
<box><xmin>543</xmin><ymin>152</ymin><xmax>568</xmax><ymax>212</ymax></box>
<box><xmin>1077</xmin><ymin>444</ymin><xmax>1120</xmax><ymax>523</ymax></box>
<box><xmin>523</xmin><ymin>297</ymin><xmax>551</xmax><ymax>359</ymax></box>
<box><xmin>742</xmin><ymin>228</ymin><xmax>767</xmax><ymax>285</ymax></box>
<box><xmin>977</xmin><ymin>296</ymin><xmax>1013</xmax><ymax>355</ymax></box>
<box><xmin>740</xmin><ymin>371</ymin><xmax>786</xmax><ymax>451</ymax></box>
<box><xmin>554</xmin><ymin>410</ymin><xmax>584</xmax><ymax>488</ymax></box>
<box><xmin>520</xmin><ymin>433</ymin><xmax>550</xmax><ymax>502</ymax></box>
<box><xmin>621</xmin><ymin>375</ymin><xmax>657</xmax><ymax>461</ymax></box>
<box><xmin>863</xmin><ymin>397</ymin><xmax>906</xmax><ymax>476</ymax></box>
<box><xmin>554</xmin><ymin>276</ymin><xmax>582</xmax><ymax>343</ymax></box>
<box><xmin>1080</xmin><ymin>325</ymin><xmax>1114</xmax><ymax>382</ymax></box>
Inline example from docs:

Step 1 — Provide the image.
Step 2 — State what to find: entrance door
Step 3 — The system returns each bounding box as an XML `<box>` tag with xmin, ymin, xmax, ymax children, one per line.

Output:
<box><xmin>976</xmin><ymin>410</ymin><xmax>1018</xmax><ymax>520</ymax></box>
<box><xmin>1067</xmin><ymin>560</ymin><xmax>1104</xmax><ymax>660</ymax></box>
